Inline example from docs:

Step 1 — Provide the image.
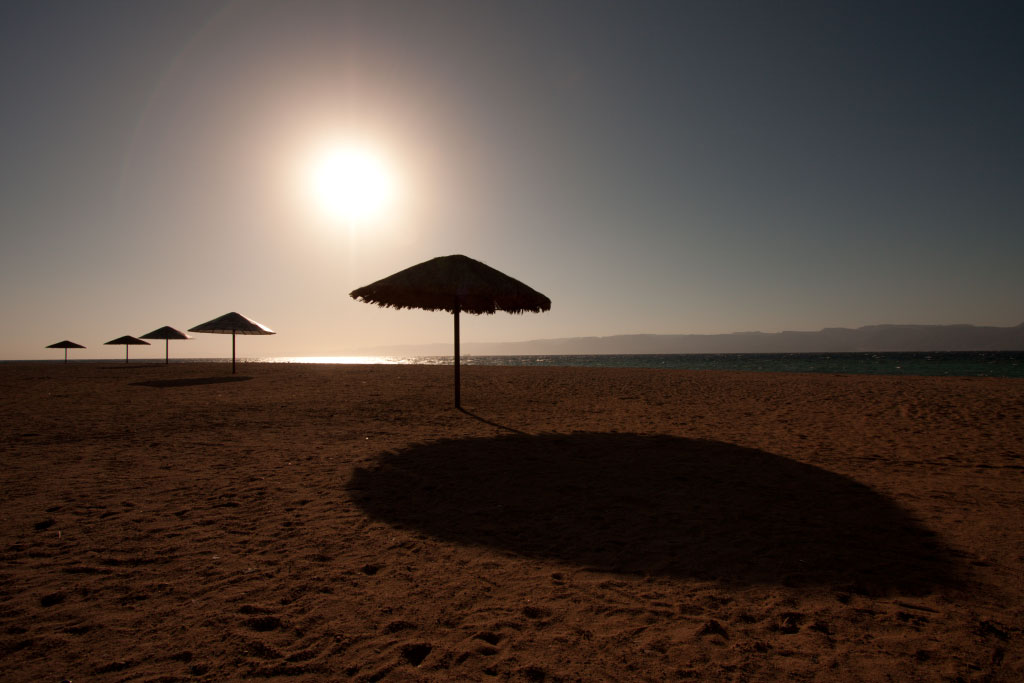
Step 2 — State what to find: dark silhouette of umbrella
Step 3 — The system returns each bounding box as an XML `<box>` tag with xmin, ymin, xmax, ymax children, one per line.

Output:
<box><xmin>350</xmin><ymin>254</ymin><xmax>551</xmax><ymax>407</ymax></box>
<box><xmin>140</xmin><ymin>326</ymin><xmax>192</xmax><ymax>364</ymax></box>
<box><xmin>105</xmin><ymin>335</ymin><xmax>150</xmax><ymax>364</ymax></box>
<box><xmin>188</xmin><ymin>312</ymin><xmax>275</xmax><ymax>374</ymax></box>
<box><xmin>46</xmin><ymin>340</ymin><xmax>85</xmax><ymax>364</ymax></box>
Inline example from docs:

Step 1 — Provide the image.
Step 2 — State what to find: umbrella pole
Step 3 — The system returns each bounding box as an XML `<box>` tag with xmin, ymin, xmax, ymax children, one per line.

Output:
<box><xmin>125</xmin><ymin>345</ymin><xmax>129</xmax><ymax>364</ymax></box>
<box><xmin>454</xmin><ymin>305</ymin><xmax>460</xmax><ymax>408</ymax></box>
<box><xmin>165</xmin><ymin>339</ymin><xmax>169</xmax><ymax>364</ymax></box>
<box><xmin>232</xmin><ymin>331</ymin><xmax>236</xmax><ymax>374</ymax></box>
<box><xmin>64</xmin><ymin>348</ymin><xmax>68</xmax><ymax>364</ymax></box>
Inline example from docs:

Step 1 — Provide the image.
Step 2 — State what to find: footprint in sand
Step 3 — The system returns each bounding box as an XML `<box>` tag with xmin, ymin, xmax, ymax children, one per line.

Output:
<box><xmin>399</xmin><ymin>642</ymin><xmax>432</xmax><ymax>666</ymax></box>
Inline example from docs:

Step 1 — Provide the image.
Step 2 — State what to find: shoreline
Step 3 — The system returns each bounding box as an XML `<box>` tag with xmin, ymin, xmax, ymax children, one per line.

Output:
<box><xmin>6</xmin><ymin>350</ymin><xmax>1024</xmax><ymax>381</ymax></box>
<box><xmin>2</xmin><ymin>363</ymin><xmax>1022</xmax><ymax>680</ymax></box>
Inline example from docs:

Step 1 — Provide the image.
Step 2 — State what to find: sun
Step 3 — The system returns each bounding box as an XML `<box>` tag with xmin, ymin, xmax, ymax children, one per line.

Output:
<box><xmin>308</xmin><ymin>145</ymin><xmax>396</xmax><ymax>223</ymax></box>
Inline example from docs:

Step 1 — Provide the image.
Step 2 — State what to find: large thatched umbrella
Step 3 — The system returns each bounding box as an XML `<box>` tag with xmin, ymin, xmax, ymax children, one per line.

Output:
<box><xmin>105</xmin><ymin>335</ymin><xmax>150</xmax><ymax>363</ymax></box>
<box><xmin>350</xmin><ymin>254</ymin><xmax>551</xmax><ymax>407</ymax></box>
<box><xmin>46</xmin><ymin>340</ymin><xmax>85</xmax><ymax>364</ymax></box>
<box><xmin>188</xmin><ymin>312</ymin><xmax>275</xmax><ymax>374</ymax></box>
<box><xmin>140</xmin><ymin>326</ymin><xmax>192</xmax><ymax>364</ymax></box>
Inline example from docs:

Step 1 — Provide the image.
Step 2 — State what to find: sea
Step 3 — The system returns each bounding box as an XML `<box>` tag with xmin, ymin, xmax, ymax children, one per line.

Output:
<box><xmin>24</xmin><ymin>351</ymin><xmax>1022</xmax><ymax>378</ymax></box>
<box><xmin>355</xmin><ymin>352</ymin><xmax>1024</xmax><ymax>378</ymax></box>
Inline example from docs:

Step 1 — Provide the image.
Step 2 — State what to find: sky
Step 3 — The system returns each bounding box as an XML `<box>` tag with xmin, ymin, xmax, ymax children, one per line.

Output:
<box><xmin>2</xmin><ymin>0</ymin><xmax>1022</xmax><ymax>360</ymax></box>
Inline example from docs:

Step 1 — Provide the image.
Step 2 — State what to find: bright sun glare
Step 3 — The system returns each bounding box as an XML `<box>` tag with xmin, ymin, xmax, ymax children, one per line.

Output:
<box><xmin>309</xmin><ymin>145</ymin><xmax>396</xmax><ymax>223</ymax></box>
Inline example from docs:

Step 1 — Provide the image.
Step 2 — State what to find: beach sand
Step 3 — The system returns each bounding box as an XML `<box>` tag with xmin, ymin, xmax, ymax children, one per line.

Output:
<box><xmin>1</xmin><ymin>362</ymin><xmax>1021</xmax><ymax>681</ymax></box>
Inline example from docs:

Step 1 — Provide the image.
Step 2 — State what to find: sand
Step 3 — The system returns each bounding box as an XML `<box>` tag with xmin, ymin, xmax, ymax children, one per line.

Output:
<box><xmin>1</xmin><ymin>362</ymin><xmax>1021</xmax><ymax>681</ymax></box>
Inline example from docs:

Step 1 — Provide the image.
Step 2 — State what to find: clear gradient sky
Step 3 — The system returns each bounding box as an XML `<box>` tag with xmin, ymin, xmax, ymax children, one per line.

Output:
<box><xmin>2</xmin><ymin>1</ymin><xmax>1022</xmax><ymax>360</ymax></box>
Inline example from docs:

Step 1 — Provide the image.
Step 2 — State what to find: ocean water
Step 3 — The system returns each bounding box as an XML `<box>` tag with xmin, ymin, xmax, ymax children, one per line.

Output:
<box><xmin>19</xmin><ymin>352</ymin><xmax>1024</xmax><ymax>378</ymax></box>
<box><xmin>261</xmin><ymin>351</ymin><xmax>1024</xmax><ymax>378</ymax></box>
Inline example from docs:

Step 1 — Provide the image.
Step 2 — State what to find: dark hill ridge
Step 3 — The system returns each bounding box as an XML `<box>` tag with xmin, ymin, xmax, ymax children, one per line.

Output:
<box><xmin>364</xmin><ymin>322</ymin><xmax>1024</xmax><ymax>356</ymax></box>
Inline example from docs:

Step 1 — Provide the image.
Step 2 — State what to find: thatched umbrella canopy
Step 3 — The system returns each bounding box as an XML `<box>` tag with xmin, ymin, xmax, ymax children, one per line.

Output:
<box><xmin>140</xmin><ymin>326</ymin><xmax>192</xmax><ymax>364</ymax></box>
<box><xmin>188</xmin><ymin>312</ymin><xmax>275</xmax><ymax>374</ymax></box>
<box><xmin>46</xmin><ymin>340</ymin><xmax>85</xmax><ymax>364</ymax></box>
<box><xmin>105</xmin><ymin>335</ymin><xmax>150</xmax><ymax>364</ymax></box>
<box><xmin>350</xmin><ymin>254</ymin><xmax>551</xmax><ymax>407</ymax></box>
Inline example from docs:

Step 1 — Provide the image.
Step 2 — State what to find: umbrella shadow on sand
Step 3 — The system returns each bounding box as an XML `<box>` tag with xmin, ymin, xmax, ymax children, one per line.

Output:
<box><xmin>457</xmin><ymin>407</ymin><xmax>528</xmax><ymax>434</ymax></box>
<box><xmin>131</xmin><ymin>376</ymin><xmax>254</xmax><ymax>388</ymax></box>
<box><xmin>348</xmin><ymin>433</ymin><xmax>967</xmax><ymax>595</ymax></box>
<box><xmin>103</xmin><ymin>363</ymin><xmax>167</xmax><ymax>370</ymax></box>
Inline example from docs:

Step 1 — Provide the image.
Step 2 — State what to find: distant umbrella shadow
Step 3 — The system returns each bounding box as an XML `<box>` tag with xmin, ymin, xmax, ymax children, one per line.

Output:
<box><xmin>131</xmin><ymin>376</ymin><xmax>254</xmax><ymax>388</ymax></box>
<box><xmin>348</xmin><ymin>433</ymin><xmax>965</xmax><ymax>594</ymax></box>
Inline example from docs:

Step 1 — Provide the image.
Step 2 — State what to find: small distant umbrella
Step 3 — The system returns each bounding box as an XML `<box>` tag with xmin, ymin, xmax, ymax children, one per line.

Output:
<box><xmin>140</xmin><ymin>326</ymin><xmax>192</xmax><ymax>364</ymax></box>
<box><xmin>46</xmin><ymin>340</ymin><xmax>85</xmax><ymax>364</ymax></box>
<box><xmin>350</xmin><ymin>254</ymin><xmax>551</xmax><ymax>407</ymax></box>
<box><xmin>188</xmin><ymin>312</ymin><xmax>275</xmax><ymax>374</ymax></box>
<box><xmin>105</xmin><ymin>335</ymin><xmax>150</xmax><ymax>364</ymax></box>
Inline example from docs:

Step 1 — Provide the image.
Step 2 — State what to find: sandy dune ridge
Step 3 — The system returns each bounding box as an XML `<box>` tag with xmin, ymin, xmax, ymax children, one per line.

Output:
<box><xmin>1</xmin><ymin>362</ymin><xmax>1021</xmax><ymax>681</ymax></box>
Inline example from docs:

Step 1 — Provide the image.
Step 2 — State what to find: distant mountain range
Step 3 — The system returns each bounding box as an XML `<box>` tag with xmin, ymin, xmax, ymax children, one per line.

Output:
<box><xmin>362</xmin><ymin>322</ymin><xmax>1024</xmax><ymax>356</ymax></box>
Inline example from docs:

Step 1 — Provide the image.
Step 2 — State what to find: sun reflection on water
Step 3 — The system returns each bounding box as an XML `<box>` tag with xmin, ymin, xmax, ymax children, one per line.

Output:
<box><xmin>255</xmin><ymin>356</ymin><xmax>420</xmax><ymax>365</ymax></box>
